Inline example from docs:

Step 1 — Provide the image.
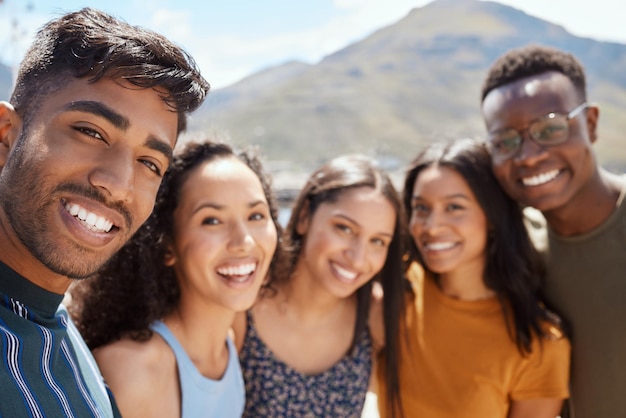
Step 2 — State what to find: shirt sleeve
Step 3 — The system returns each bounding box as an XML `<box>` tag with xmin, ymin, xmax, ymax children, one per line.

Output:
<box><xmin>510</xmin><ymin>327</ymin><xmax>571</xmax><ymax>400</ymax></box>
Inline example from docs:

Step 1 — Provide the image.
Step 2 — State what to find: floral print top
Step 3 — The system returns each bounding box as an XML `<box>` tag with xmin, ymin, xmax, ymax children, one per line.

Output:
<box><xmin>240</xmin><ymin>311</ymin><xmax>372</xmax><ymax>417</ymax></box>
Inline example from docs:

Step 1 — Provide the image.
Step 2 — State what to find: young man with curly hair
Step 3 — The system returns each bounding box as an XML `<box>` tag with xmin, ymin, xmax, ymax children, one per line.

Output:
<box><xmin>481</xmin><ymin>44</ymin><xmax>625</xmax><ymax>418</ymax></box>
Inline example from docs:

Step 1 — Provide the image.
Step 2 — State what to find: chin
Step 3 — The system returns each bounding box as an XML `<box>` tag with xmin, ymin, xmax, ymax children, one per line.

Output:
<box><xmin>231</xmin><ymin>296</ymin><xmax>259</xmax><ymax>312</ymax></box>
<box><xmin>523</xmin><ymin>196</ymin><xmax>569</xmax><ymax>213</ymax></box>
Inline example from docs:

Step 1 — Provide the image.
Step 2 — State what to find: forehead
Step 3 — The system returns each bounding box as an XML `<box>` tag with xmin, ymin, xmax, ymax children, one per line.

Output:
<box><xmin>35</xmin><ymin>77</ymin><xmax>178</xmax><ymax>147</ymax></box>
<box><xmin>413</xmin><ymin>166</ymin><xmax>473</xmax><ymax>197</ymax></box>
<box><xmin>482</xmin><ymin>71</ymin><xmax>580</xmax><ymax>129</ymax></box>
<box><xmin>183</xmin><ymin>156</ymin><xmax>262</xmax><ymax>193</ymax></box>
<box><xmin>315</xmin><ymin>186</ymin><xmax>396</xmax><ymax>226</ymax></box>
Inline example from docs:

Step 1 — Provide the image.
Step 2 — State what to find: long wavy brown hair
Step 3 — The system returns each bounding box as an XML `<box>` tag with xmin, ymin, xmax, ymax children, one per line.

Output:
<box><xmin>273</xmin><ymin>154</ymin><xmax>409</xmax><ymax>418</ymax></box>
<box><xmin>403</xmin><ymin>138</ymin><xmax>564</xmax><ymax>355</ymax></box>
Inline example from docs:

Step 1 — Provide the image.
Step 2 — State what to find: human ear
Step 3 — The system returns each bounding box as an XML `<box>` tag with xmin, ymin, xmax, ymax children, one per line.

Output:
<box><xmin>295</xmin><ymin>205</ymin><xmax>310</xmax><ymax>236</ymax></box>
<box><xmin>163</xmin><ymin>243</ymin><xmax>177</xmax><ymax>267</ymax></box>
<box><xmin>585</xmin><ymin>104</ymin><xmax>599</xmax><ymax>144</ymax></box>
<box><xmin>0</xmin><ymin>102</ymin><xmax>22</xmax><ymax>170</ymax></box>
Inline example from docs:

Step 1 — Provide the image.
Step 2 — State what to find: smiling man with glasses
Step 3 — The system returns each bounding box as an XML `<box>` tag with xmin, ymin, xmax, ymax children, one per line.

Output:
<box><xmin>480</xmin><ymin>44</ymin><xmax>625</xmax><ymax>418</ymax></box>
<box><xmin>487</xmin><ymin>101</ymin><xmax>589</xmax><ymax>163</ymax></box>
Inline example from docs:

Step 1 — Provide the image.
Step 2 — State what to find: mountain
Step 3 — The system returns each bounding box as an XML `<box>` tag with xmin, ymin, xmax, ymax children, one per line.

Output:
<box><xmin>188</xmin><ymin>0</ymin><xmax>626</xmax><ymax>173</ymax></box>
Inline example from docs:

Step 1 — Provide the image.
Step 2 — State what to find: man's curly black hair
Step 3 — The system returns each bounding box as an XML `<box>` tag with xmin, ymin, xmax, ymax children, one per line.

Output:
<box><xmin>481</xmin><ymin>44</ymin><xmax>587</xmax><ymax>102</ymax></box>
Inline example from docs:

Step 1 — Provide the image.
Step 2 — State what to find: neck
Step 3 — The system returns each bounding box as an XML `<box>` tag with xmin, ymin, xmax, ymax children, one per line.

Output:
<box><xmin>164</xmin><ymin>300</ymin><xmax>235</xmax><ymax>360</ymax></box>
<box><xmin>0</xmin><ymin>211</ymin><xmax>70</xmax><ymax>294</ymax></box>
<box><xmin>544</xmin><ymin>169</ymin><xmax>622</xmax><ymax>236</ymax></box>
<box><xmin>438</xmin><ymin>259</ymin><xmax>493</xmax><ymax>301</ymax></box>
<box><xmin>271</xmin><ymin>270</ymin><xmax>356</xmax><ymax>329</ymax></box>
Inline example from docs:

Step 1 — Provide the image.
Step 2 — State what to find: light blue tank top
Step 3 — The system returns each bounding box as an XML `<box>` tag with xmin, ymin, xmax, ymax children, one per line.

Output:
<box><xmin>150</xmin><ymin>320</ymin><xmax>245</xmax><ymax>418</ymax></box>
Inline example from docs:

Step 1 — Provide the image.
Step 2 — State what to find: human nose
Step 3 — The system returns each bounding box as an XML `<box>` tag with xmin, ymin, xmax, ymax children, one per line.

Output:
<box><xmin>513</xmin><ymin>131</ymin><xmax>549</xmax><ymax>166</ymax></box>
<box><xmin>421</xmin><ymin>209</ymin><xmax>445</xmax><ymax>232</ymax></box>
<box><xmin>227</xmin><ymin>220</ymin><xmax>255</xmax><ymax>253</ymax></box>
<box><xmin>88</xmin><ymin>149</ymin><xmax>134</xmax><ymax>203</ymax></box>
<box><xmin>345</xmin><ymin>238</ymin><xmax>368</xmax><ymax>271</ymax></box>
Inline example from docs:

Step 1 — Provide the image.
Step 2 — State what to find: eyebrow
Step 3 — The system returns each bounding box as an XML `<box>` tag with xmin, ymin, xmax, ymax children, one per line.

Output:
<box><xmin>192</xmin><ymin>199</ymin><xmax>268</xmax><ymax>215</ymax></box>
<box><xmin>412</xmin><ymin>193</ymin><xmax>471</xmax><ymax>202</ymax></box>
<box><xmin>64</xmin><ymin>101</ymin><xmax>129</xmax><ymax>130</ymax></box>
<box><xmin>64</xmin><ymin>100</ymin><xmax>173</xmax><ymax>163</ymax></box>
<box><xmin>146</xmin><ymin>137</ymin><xmax>173</xmax><ymax>164</ymax></box>
<box><xmin>335</xmin><ymin>213</ymin><xmax>393</xmax><ymax>238</ymax></box>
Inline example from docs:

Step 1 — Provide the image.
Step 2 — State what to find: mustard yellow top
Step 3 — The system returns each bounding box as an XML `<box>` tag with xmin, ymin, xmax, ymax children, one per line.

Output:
<box><xmin>376</xmin><ymin>263</ymin><xmax>570</xmax><ymax>418</ymax></box>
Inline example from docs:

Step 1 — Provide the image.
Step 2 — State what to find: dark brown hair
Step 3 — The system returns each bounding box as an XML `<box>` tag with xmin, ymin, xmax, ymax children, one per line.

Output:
<box><xmin>404</xmin><ymin>138</ymin><xmax>562</xmax><ymax>355</ymax></box>
<box><xmin>11</xmin><ymin>7</ymin><xmax>210</xmax><ymax>133</ymax></box>
<box><xmin>276</xmin><ymin>154</ymin><xmax>408</xmax><ymax>418</ymax></box>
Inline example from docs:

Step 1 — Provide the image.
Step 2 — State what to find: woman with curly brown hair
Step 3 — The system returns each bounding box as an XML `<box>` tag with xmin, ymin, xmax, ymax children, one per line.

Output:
<box><xmin>70</xmin><ymin>140</ymin><xmax>281</xmax><ymax>418</ymax></box>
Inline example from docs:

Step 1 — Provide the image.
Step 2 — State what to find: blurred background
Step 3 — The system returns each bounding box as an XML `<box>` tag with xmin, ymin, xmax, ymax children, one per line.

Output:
<box><xmin>2</xmin><ymin>0</ymin><xmax>625</xmax><ymax>197</ymax></box>
<box><xmin>2</xmin><ymin>3</ymin><xmax>623</xmax><ymax>415</ymax></box>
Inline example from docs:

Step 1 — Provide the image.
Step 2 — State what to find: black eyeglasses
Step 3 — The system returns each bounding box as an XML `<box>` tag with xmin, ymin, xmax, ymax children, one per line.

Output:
<box><xmin>486</xmin><ymin>102</ymin><xmax>589</xmax><ymax>161</ymax></box>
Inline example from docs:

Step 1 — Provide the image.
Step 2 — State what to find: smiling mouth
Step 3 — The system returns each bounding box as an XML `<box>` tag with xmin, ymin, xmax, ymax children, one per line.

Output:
<box><xmin>64</xmin><ymin>201</ymin><xmax>115</xmax><ymax>233</ymax></box>
<box><xmin>423</xmin><ymin>241</ymin><xmax>456</xmax><ymax>251</ymax></box>
<box><xmin>521</xmin><ymin>169</ymin><xmax>560</xmax><ymax>187</ymax></box>
<box><xmin>331</xmin><ymin>262</ymin><xmax>358</xmax><ymax>281</ymax></box>
<box><xmin>217</xmin><ymin>263</ymin><xmax>257</xmax><ymax>283</ymax></box>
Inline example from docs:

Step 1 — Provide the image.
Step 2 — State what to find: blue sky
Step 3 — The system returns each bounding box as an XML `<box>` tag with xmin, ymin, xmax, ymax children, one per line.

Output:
<box><xmin>1</xmin><ymin>0</ymin><xmax>625</xmax><ymax>89</ymax></box>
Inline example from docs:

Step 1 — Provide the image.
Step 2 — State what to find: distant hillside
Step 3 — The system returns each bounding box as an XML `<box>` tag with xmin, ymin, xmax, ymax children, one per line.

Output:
<box><xmin>189</xmin><ymin>0</ymin><xmax>626</xmax><ymax>173</ymax></box>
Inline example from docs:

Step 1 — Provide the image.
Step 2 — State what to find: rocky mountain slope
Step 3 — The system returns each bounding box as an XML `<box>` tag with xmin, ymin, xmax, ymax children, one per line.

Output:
<box><xmin>189</xmin><ymin>0</ymin><xmax>626</xmax><ymax>172</ymax></box>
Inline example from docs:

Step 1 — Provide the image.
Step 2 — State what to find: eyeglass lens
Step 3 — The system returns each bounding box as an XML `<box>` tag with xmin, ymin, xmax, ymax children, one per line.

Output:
<box><xmin>490</xmin><ymin>114</ymin><xmax>571</xmax><ymax>158</ymax></box>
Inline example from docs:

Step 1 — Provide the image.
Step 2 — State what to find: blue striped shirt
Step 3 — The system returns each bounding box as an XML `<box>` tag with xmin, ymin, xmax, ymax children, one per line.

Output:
<box><xmin>0</xmin><ymin>261</ymin><xmax>120</xmax><ymax>417</ymax></box>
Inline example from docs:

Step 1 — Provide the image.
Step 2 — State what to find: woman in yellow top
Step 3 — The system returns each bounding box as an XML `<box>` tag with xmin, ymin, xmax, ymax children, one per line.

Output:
<box><xmin>376</xmin><ymin>139</ymin><xmax>570</xmax><ymax>418</ymax></box>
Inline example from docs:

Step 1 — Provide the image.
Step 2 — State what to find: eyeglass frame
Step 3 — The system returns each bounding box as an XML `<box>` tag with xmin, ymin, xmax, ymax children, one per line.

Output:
<box><xmin>486</xmin><ymin>102</ymin><xmax>590</xmax><ymax>161</ymax></box>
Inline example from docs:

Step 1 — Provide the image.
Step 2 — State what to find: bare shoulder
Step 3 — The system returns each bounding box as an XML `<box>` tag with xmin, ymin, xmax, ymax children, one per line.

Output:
<box><xmin>94</xmin><ymin>335</ymin><xmax>178</xmax><ymax>417</ymax></box>
<box><xmin>94</xmin><ymin>333</ymin><xmax>174</xmax><ymax>375</ymax></box>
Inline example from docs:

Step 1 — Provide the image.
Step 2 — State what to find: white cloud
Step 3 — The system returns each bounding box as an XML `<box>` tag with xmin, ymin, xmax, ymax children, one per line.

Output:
<box><xmin>198</xmin><ymin>1</ymin><xmax>423</xmax><ymax>88</ymax></box>
<box><xmin>0</xmin><ymin>7</ymin><xmax>48</xmax><ymax>68</ymax></box>
<box><xmin>148</xmin><ymin>8</ymin><xmax>193</xmax><ymax>39</ymax></box>
<box><xmin>485</xmin><ymin>0</ymin><xmax>626</xmax><ymax>44</ymax></box>
<box><xmin>144</xmin><ymin>1</ymin><xmax>425</xmax><ymax>88</ymax></box>
<box><xmin>3</xmin><ymin>0</ymin><xmax>625</xmax><ymax>91</ymax></box>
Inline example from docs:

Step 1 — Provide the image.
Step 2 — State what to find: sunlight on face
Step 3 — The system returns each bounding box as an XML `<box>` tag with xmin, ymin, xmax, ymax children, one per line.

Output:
<box><xmin>297</xmin><ymin>186</ymin><xmax>396</xmax><ymax>299</ymax></box>
<box><xmin>409</xmin><ymin>166</ymin><xmax>488</xmax><ymax>279</ymax></box>
<box><xmin>167</xmin><ymin>156</ymin><xmax>278</xmax><ymax>312</ymax></box>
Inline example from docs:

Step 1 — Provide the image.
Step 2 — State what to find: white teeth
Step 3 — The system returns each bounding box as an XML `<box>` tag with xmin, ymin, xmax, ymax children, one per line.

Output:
<box><xmin>86</xmin><ymin>212</ymin><xmax>97</xmax><ymax>226</ymax></box>
<box><xmin>68</xmin><ymin>205</ymin><xmax>80</xmax><ymax>217</ymax></box>
<box><xmin>95</xmin><ymin>217</ymin><xmax>108</xmax><ymax>231</ymax></box>
<box><xmin>64</xmin><ymin>202</ymin><xmax>114</xmax><ymax>233</ymax></box>
<box><xmin>332</xmin><ymin>263</ymin><xmax>357</xmax><ymax>280</ymax></box>
<box><xmin>425</xmin><ymin>242</ymin><xmax>455</xmax><ymax>251</ymax></box>
<box><xmin>522</xmin><ymin>170</ymin><xmax>559</xmax><ymax>187</ymax></box>
<box><xmin>217</xmin><ymin>263</ymin><xmax>256</xmax><ymax>277</ymax></box>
